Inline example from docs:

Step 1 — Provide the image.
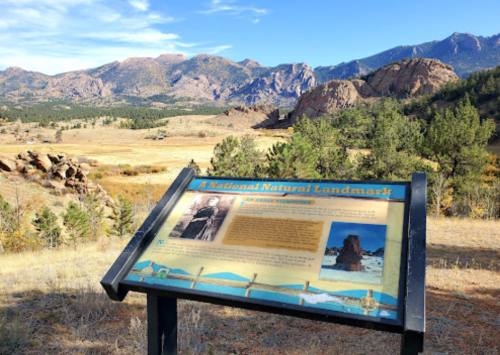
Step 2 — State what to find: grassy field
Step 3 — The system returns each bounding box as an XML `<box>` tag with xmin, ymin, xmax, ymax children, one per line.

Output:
<box><xmin>0</xmin><ymin>218</ymin><xmax>498</xmax><ymax>355</ymax></box>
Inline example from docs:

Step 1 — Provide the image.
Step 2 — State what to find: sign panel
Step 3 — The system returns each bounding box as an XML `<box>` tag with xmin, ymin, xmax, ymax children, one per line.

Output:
<box><xmin>124</xmin><ymin>178</ymin><xmax>409</xmax><ymax>321</ymax></box>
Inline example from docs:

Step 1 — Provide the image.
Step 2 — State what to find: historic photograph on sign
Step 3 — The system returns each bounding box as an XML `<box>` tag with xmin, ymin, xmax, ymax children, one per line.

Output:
<box><xmin>169</xmin><ymin>194</ymin><xmax>235</xmax><ymax>241</ymax></box>
<box><xmin>319</xmin><ymin>222</ymin><xmax>387</xmax><ymax>284</ymax></box>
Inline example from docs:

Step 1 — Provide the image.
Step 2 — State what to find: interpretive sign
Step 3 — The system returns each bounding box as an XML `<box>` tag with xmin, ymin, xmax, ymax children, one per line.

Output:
<box><xmin>101</xmin><ymin>169</ymin><xmax>426</xmax><ymax>355</ymax></box>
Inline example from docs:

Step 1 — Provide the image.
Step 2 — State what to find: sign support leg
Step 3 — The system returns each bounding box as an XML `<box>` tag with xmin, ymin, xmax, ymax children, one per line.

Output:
<box><xmin>147</xmin><ymin>294</ymin><xmax>177</xmax><ymax>355</ymax></box>
<box><xmin>400</xmin><ymin>330</ymin><xmax>424</xmax><ymax>355</ymax></box>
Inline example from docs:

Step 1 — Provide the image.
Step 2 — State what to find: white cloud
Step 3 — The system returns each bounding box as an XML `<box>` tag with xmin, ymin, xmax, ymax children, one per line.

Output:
<box><xmin>253</xmin><ymin>19</ymin><xmax>260</xmax><ymax>24</ymax></box>
<box><xmin>207</xmin><ymin>45</ymin><xmax>232</xmax><ymax>54</ymax></box>
<box><xmin>200</xmin><ymin>0</ymin><xmax>268</xmax><ymax>16</ymax></box>
<box><xmin>128</xmin><ymin>0</ymin><xmax>149</xmax><ymax>11</ymax></box>
<box><xmin>0</xmin><ymin>0</ymin><xmax>234</xmax><ymax>75</ymax></box>
<box><xmin>83</xmin><ymin>30</ymin><xmax>179</xmax><ymax>45</ymax></box>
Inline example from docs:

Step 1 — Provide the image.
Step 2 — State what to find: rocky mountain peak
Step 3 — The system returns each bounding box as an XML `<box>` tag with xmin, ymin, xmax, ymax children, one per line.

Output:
<box><xmin>232</xmin><ymin>62</ymin><xmax>316</xmax><ymax>106</ymax></box>
<box><xmin>238</xmin><ymin>58</ymin><xmax>264</xmax><ymax>68</ymax></box>
<box><xmin>155</xmin><ymin>53</ymin><xmax>189</xmax><ymax>65</ymax></box>
<box><xmin>490</xmin><ymin>34</ymin><xmax>500</xmax><ymax>48</ymax></box>
<box><xmin>4</xmin><ymin>66</ymin><xmax>25</xmax><ymax>73</ymax></box>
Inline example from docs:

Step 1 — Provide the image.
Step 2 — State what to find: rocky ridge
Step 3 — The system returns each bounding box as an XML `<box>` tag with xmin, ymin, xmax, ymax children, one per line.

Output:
<box><xmin>0</xmin><ymin>151</ymin><xmax>114</xmax><ymax>206</ymax></box>
<box><xmin>1</xmin><ymin>31</ymin><xmax>498</xmax><ymax>105</ymax></box>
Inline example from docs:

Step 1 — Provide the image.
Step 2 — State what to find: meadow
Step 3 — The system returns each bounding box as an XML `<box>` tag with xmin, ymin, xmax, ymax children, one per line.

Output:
<box><xmin>0</xmin><ymin>114</ymin><xmax>499</xmax><ymax>354</ymax></box>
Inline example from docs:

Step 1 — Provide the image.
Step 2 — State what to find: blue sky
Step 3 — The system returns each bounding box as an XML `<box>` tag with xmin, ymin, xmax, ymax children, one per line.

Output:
<box><xmin>1</xmin><ymin>0</ymin><xmax>499</xmax><ymax>75</ymax></box>
<box><xmin>325</xmin><ymin>222</ymin><xmax>386</xmax><ymax>252</ymax></box>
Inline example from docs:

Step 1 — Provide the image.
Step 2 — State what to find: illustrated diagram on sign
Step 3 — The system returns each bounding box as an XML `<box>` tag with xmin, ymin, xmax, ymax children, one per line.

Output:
<box><xmin>319</xmin><ymin>222</ymin><xmax>387</xmax><ymax>285</ymax></box>
<box><xmin>169</xmin><ymin>194</ymin><xmax>235</xmax><ymax>242</ymax></box>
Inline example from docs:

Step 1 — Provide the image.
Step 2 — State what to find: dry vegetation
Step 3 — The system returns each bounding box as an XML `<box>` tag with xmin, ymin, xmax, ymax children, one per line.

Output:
<box><xmin>1</xmin><ymin>114</ymin><xmax>499</xmax><ymax>354</ymax></box>
<box><xmin>0</xmin><ymin>218</ymin><xmax>498</xmax><ymax>355</ymax></box>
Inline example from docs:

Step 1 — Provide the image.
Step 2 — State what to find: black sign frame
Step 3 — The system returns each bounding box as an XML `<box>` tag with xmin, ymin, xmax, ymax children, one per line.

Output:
<box><xmin>101</xmin><ymin>168</ymin><xmax>426</xmax><ymax>355</ymax></box>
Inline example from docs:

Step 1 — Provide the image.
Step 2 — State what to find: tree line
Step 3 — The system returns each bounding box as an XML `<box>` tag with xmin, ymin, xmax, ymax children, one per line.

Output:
<box><xmin>0</xmin><ymin>104</ymin><xmax>228</xmax><ymax>129</ymax></box>
<box><xmin>197</xmin><ymin>98</ymin><xmax>497</xmax><ymax>218</ymax></box>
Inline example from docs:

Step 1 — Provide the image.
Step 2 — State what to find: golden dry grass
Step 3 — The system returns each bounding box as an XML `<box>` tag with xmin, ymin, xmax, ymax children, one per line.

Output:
<box><xmin>0</xmin><ymin>218</ymin><xmax>498</xmax><ymax>354</ymax></box>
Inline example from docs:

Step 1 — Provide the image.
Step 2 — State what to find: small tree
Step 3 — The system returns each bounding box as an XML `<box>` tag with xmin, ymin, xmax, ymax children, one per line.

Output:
<box><xmin>82</xmin><ymin>192</ymin><xmax>105</xmax><ymax>240</ymax></box>
<box><xmin>32</xmin><ymin>206</ymin><xmax>61</xmax><ymax>249</ymax></box>
<box><xmin>62</xmin><ymin>201</ymin><xmax>89</xmax><ymax>244</ymax></box>
<box><xmin>187</xmin><ymin>159</ymin><xmax>201</xmax><ymax>175</ymax></box>
<box><xmin>55</xmin><ymin>129</ymin><xmax>63</xmax><ymax>143</ymax></box>
<box><xmin>110</xmin><ymin>195</ymin><xmax>134</xmax><ymax>237</ymax></box>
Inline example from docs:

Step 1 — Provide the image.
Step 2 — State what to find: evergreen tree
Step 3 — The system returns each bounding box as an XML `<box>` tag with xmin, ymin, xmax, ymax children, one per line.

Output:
<box><xmin>62</xmin><ymin>201</ymin><xmax>89</xmax><ymax>243</ymax></box>
<box><xmin>82</xmin><ymin>192</ymin><xmax>105</xmax><ymax>240</ymax></box>
<box><xmin>294</xmin><ymin>116</ymin><xmax>355</xmax><ymax>179</ymax></box>
<box><xmin>424</xmin><ymin>100</ymin><xmax>494</xmax><ymax>179</ymax></box>
<box><xmin>187</xmin><ymin>159</ymin><xmax>201</xmax><ymax>175</ymax></box>
<box><xmin>32</xmin><ymin>206</ymin><xmax>61</xmax><ymax>249</ymax></box>
<box><xmin>266</xmin><ymin>133</ymin><xmax>320</xmax><ymax>179</ymax></box>
<box><xmin>55</xmin><ymin>129</ymin><xmax>62</xmax><ymax>142</ymax></box>
<box><xmin>0</xmin><ymin>194</ymin><xmax>14</xmax><ymax>253</ymax></box>
<box><xmin>110</xmin><ymin>195</ymin><xmax>134</xmax><ymax>237</ymax></box>
<box><xmin>207</xmin><ymin>135</ymin><xmax>264</xmax><ymax>177</ymax></box>
<box><xmin>358</xmin><ymin>102</ymin><xmax>431</xmax><ymax>181</ymax></box>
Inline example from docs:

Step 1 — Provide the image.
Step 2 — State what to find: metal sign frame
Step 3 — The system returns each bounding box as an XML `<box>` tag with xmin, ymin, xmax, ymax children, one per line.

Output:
<box><xmin>101</xmin><ymin>168</ymin><xmax>426</xmax><ymax>355</ymax></box>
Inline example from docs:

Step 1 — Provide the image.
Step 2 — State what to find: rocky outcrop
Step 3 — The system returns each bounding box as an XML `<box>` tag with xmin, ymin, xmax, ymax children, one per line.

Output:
<box><xmin>335</xmin><ymin>235</ymin><xmax>364</xmax><ymax>271</ymax></box>
<box><xmin>45</xmin><ymin>73</ymin><xmax>111</xmax><ymax>98</ymax></box>
<box><xmin>232</xmin><ymin>63</ymin><xmax>316</xmax><ymax>106</ymax></box>
<box><xmin>291</xmin><ymin>80</ymin><xmax>359</xmax><ymax>121</ymax></box>
<box><xmin>3</xmin><ymin>150</ymin><xmax>114</xmax><ymax>206</ymax></box>
<box><xmin>213</xmin><ymin>104</ymin><xmax>280</xmax><ymax>129</ymax></box>
<box><xmin>223</xmin><ymin>104</ymin><xmax>279</xmax><ymax>119</ymax></box>
<box><xmin>364</xmin><ymin>58</ymin><xmax>458</xmax><ymax>96</ymax></box>
<box><xmin>291</xmin><ymin>58</ymin><xmax>458</xmax><ymax>121</ymax></box>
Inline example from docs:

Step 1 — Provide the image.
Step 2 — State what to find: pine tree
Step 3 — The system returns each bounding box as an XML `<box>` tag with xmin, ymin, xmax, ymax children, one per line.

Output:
<box><xmin>62</xmin><ymin>201</ymin><xmax>89</xmax><ymax>244</ymax></box>
<box><xmin>32</xmin><ymin>206</ymin><xmax>61</xmax><ymax>249</ymax></box>
<box><xmin>207</xmin><ymin>135</ymin><xmax>264</xmax><ymax>177</ymax></box>
<box><xmin>294</xmin><ymin>116</ymin><xmax>354</xmax><ymax>179</ymax></box>
<box><xmin>110</xmin><ymin>195</ymin><xmax>134</xmax><ymax>237</ymax></box>
<box><xmin>266</xmin><ymin>133</ymin><xmax>320</xmax><ymax>179</ymax></box>
<box><xmin>55</xmin><ymin>129</ymin><xmax>62</xmax><ymax>142</ymax></box>
<box><xmin>357</xmin><ymin>101</ymin><xmax>431</xmax><ymax>181</ymax></box>
<box><xmin>82</xmin><ymin>192</ymin><xmax>105</xmax><ymax>240</ymax></box>
<box><xmin>187</xmin><ymin>159</ymin><xmax>201</xmax><ymax>175</ymax></box>
<box><xmin>424</xmin><ymin>100</ymin><xmax>495</xmax><ymax>179</ymax></box>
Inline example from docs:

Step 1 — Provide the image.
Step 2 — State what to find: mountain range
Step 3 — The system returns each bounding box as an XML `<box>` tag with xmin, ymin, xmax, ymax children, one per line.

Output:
<box><xmin>1</xmin><ymin>32</ymin><xmax>499</xmax><ymax>107</ymax></box>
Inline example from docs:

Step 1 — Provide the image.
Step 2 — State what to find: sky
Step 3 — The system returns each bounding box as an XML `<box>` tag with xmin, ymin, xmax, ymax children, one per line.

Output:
<box><xmin>326</xmin><ymin>222</ymin><xmax>386</xmax><ymax>252</ymax></box>
<box><xmin>1</xmin><ymin>0</ymin><xmax>500</xmax><ymax>75</ymax></box>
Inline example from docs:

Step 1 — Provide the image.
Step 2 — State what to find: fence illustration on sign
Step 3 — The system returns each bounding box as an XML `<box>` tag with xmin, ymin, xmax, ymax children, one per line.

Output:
<box><xmin>129</xmin><ymin>261</ymin><xmax>397</xmax><ymax>317</ymax></box>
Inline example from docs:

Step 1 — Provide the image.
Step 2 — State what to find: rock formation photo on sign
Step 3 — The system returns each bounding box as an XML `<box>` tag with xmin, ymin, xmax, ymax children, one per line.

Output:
<box><xmin>319</xmin><ymin>222</ymin><xmax>387</xmax><ymax>285</ymax></box>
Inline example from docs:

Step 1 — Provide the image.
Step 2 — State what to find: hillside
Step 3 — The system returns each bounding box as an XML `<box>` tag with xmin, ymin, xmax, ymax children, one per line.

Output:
<box><xmin>1</xmin><ymin>32</ymin><xmax>499</xmax><ymax>107</ymax></box>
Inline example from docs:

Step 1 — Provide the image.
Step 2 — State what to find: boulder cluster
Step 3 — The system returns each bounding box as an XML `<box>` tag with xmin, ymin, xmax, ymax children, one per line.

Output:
<box><xmin>0</xmin><ymin>150</ymin><xmax>114</xmax><ymax>206</ymax></box>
